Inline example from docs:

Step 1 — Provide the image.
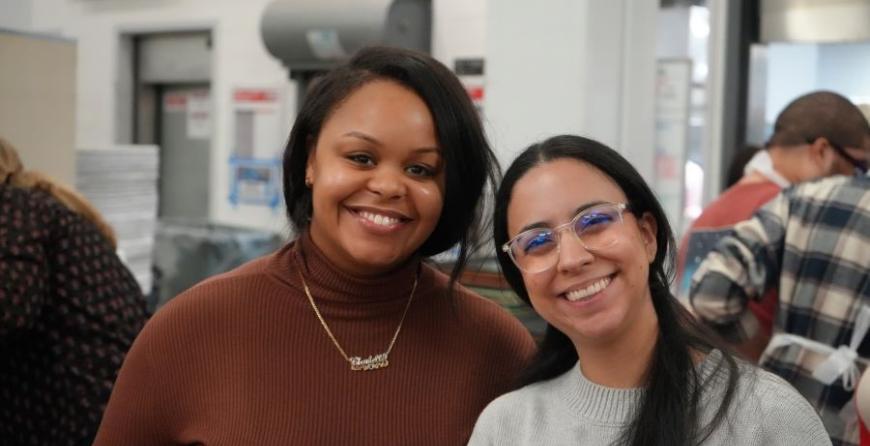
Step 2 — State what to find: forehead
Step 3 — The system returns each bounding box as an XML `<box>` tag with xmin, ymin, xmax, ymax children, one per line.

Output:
<box><xmin>507</xmin><ymin>158</ymin><xmax>626</xmax><ymax>235</ymax></box>
<box><xmin>320</xmin><ymin>80</ymin><xmax>435</xmax><ymax>138</ymax></box>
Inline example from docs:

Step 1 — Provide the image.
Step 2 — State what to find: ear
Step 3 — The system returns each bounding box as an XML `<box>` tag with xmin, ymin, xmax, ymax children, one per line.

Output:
<box><xmin>305</xmin><ymin>137</ymin><xmax>317</xmax><ymax>184</ymax></box>
<box><xmin>808</xmin><ymin>137</ymin><xmax>835</xmax><ymax>168</ymax></box>
<box><xmin>305</xmin><ymin>160</ymin><xmax>315</xmax><ymax>185</ymax></box>
<box><xmin>637</xmin><ymin>212</ymin><xmax>658</xmax><ymax>263</ymax></box>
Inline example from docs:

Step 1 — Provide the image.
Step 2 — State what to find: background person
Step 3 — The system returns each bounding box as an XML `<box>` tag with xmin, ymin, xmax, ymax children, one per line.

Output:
<box><xmin>676</xmin><ymin>91</ymin><xmax>870</xmax><ymax>361</ymax></box>
<box><xmin>0</xmin><ymin>138</ymin><xmax>148</xmax><ymax>445</ymax></box>
<box><xmin>690</xmin><ymin>169</ymin><xmax>870</xmax><ymax>446</ymax></box>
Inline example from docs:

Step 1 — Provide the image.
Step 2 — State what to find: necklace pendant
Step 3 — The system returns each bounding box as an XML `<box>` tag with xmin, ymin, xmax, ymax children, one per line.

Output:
<box><xmin>349</xmin><ymin>353</ymin><xmax>389</xmax><ymax>371</ymax></box>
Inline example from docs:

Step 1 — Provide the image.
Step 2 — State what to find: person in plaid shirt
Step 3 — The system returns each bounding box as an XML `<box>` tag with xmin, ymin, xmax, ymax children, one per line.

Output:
<box><xmin>690</xmin><ymin>169</ymin><xmax>870</xmax><ymax>446</ymax></box>
<box><xmin>677</xmin><ymin>91</ymin><xmax>870</xmax><ymax>363</ymax></box>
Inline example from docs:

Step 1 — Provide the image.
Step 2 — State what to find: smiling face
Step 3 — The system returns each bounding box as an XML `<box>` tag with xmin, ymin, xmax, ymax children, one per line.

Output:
<box><xmin>506</xmin><ymin>158</ymin><xmax>658</xmax><ymax>346</ymax></box>
<box><xmin>305</xmin><ymin>80</ymin><xmax>445</xmax><ymax>277</ymax></box>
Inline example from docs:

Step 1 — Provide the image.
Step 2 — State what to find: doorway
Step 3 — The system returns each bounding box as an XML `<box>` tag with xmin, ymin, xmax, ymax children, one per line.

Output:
<box><xmin>132</xmin><ymin>30</ymin><xmax>212</xmax><ymax>221</ymax></box>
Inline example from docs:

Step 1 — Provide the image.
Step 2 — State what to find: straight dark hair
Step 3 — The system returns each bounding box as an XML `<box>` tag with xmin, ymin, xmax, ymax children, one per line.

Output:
<box><xmin>493</xmin><ymin>135</ymin><xmax>738</xmax><ymax>446</ymax></box>
<box><xmin>283</xmin><ymin>46</ymin><xmax>499</xmax><ymax>287</ymax></box>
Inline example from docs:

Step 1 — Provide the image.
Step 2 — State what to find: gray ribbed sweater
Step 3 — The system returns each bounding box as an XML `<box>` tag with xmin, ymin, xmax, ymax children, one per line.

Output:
<box><xmin>468</xmin><ymin>350</ymin><xmax>832</xmax><ymax>445</ymax></box>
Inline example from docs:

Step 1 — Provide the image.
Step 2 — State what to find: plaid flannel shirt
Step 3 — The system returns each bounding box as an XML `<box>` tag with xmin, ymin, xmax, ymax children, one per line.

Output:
<box><xmin>690</xmin><ymin>174</ymin><xmax>870</xmax><ymax>446</ymax></box>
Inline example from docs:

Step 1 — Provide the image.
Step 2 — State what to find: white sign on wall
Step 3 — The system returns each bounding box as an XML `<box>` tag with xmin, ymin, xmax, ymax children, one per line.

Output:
<box><xmin>229</xmin><ymin>87</ymin><xmax>285</xmax><ymax>209</ymax></box>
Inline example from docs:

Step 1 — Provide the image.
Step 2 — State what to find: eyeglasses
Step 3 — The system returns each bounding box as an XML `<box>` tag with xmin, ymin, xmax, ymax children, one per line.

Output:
<box><xmin>502</xmin><ymin>202</ymin><xmax>630</xmax><ymax>274</ymax></box>
<box><xmin>809</xmin><ymin>137</ymin><xmax>868</xmax><ymax>176</ymax></box>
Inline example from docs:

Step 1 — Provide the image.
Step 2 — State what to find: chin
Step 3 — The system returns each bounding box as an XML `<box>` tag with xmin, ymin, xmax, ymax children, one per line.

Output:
<box><xmin>345</xmin><ymin>244</ymin><xmax>406</xmax><ymax>271</ymax></box>
<box><xmin>357</xmin><ymin>234</ymin><xmax>422</xmax><ymax>257</ymax></box>
<box><xmin>577</xmin><ymin>326</ymin><xmax>621</xmax><ymax>343</ymax></box>
<box><xmin>565</xmin><ymin>314</ymin><xmax>625</xmax><ymax>344</ymax></box>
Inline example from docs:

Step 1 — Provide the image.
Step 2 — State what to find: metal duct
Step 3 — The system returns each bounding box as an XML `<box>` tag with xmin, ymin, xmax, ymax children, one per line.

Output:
<box><xmin>761</xmin><ymin>0</ymin><xmax>870</xmax><ymax>43</ymax></box>
<box><xmin>260</xmin><ymin>0</ymin><xmax>431</xmax><ymax>77</ymax></box>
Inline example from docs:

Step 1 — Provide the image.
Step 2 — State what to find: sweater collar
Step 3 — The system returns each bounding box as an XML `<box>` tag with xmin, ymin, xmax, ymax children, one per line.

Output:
<box><xmin>561</xmin><ymin>349</ymin><xmax>725</xmax><ymax>425</ymax></box>
<box><xmin>282</xmin><ymin>231</ymin><xmax>422</xmax><ymax>304</ymax></box>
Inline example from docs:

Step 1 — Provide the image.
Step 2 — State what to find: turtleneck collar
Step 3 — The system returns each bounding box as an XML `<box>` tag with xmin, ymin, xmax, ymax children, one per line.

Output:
<box><xmin>278</xmin><ymin>231</ymin><xmax>423</xmax><ymax>304</ymax></box>
<box><xmin>560</xmin><ymin>349</ymin><xmax>725</xmax><ymax>425</ymax></box>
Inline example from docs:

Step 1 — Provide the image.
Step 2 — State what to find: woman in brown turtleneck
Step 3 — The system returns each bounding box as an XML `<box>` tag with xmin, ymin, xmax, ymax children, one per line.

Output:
<box><xmin>94</xmin><ymin>46</ymin><xmax>536</xmax><ymax>446</ymax></box>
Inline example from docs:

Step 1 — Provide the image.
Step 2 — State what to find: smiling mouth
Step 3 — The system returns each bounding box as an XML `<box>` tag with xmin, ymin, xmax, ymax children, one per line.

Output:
<box><xmin>348</xmin><ymin>207</ymin><xmax>411</xmax><ymax>228</ymax></box>
<box><xmin>563</xmin><ymin>274</ymin><xmax>614</xmax><ymax>302</ymax></box>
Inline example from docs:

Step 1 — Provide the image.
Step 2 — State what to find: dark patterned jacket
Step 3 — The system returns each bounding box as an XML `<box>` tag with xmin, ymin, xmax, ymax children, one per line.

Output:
<box><xmin>0</xmin><ymin>183</ymin><xmax>148</xmax><ymax>445</ymax></box>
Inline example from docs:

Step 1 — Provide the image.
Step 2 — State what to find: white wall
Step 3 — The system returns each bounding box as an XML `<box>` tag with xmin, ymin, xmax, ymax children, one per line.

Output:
<box><xmin>817</xmin><ymin>42</ymin><xmax>870</xmax><ymax>102</ymax></box>
<box><xmin>765</xmin><ymin>41</ymin><xmax>870</xmax><ymax>133</ymax></box>
<box><xmin>0</xmin><ymin>0</ymin><xmax>32</xmax><ymax>32</ymax></box>
<box><xmin>432</xmin><ymin>0</ymin><xmax>486</xmax><ymax>67</ymax></box>
<box><xmin>485</xmin><ymin>0</ymin><xmax>657</xmax><ymax>181</ymax></box>
<box><xmin>765</xmin><ymin>43</ymin><xmax>819</xmax><ymax>124</ymax></box>
<box><xmin>485</xmin><ymin>1</ymin><xmax>588</xmax><ymax>165</ymax></box>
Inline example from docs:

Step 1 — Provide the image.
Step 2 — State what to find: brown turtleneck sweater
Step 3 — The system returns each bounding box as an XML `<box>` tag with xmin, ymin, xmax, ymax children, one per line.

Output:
<box><xmin>94</xmin><ymin>233</ymin><xmax>536</xmax><ymax>445</ymax></box>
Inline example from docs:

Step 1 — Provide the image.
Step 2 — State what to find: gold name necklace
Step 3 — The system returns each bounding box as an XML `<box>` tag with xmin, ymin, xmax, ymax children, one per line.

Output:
<box><xmin>295</xmin><ymin>258</ymin><xmax>418</xmax><ymax>371</ymax></box>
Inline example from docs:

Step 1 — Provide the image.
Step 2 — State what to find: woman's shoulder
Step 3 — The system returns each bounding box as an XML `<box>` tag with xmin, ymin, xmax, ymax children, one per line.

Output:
<box><xmin>486</xmin><ymin>371</ymin><xmax>569</xmax><ymax>411</ymax></box>
<box><xmin>148</xmin><ymin>249</ymin><xmax>289</xmax><ymax>325</ymax></box>
<box><xmin>727</xmin><ymin>362</ymin><xmax>832</xmax><ymax>444</ymax></box>
<box><xmin>1</xmin><ymin>184</ymin><xmax>59</xmax><ymax>229</ymax></box>
<box><xmin>476</xmin><ymin>382</ymin><xmax>549</xmax><ymax>424</ymax></box>
<box><xmin>128</xmin><ymin>249</ymin><xmax>296</xmax><ymax>361</ymax></box>
<box><xmin>733</xmin><ymin>363</ymin><xmax>809</xmax><ymax>407</ymax></box>
<box><xmin>743</xmin><ymin>367</ymin><xmax>816</xmax><ymax>412</ymax></box>
<box><xmin>470</xmin><ymin>369</ymin><xmax>574</xmax><ymax>443</ymax></box>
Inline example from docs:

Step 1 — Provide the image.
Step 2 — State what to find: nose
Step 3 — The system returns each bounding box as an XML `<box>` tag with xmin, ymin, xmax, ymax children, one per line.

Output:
<box><xmin>367</xmin><ymin>167</ymin><xmax>407</xmax><ymax>199</ymax></box>
<box><xmin>556</xmin><ymin>230</ymin><xmax>594</xmax><ymax>273</ymax></box>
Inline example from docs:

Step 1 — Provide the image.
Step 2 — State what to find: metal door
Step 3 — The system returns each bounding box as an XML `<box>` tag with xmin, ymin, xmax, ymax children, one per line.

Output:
<box><xmin>158</xmin><ymin>85</ymin><xmax>211</xmax><ymax>220</ymax></box>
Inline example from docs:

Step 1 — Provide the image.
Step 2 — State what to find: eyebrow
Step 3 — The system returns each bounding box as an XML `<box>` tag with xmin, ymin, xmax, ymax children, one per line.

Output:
<box><xmin>342</xmin><ymin>131</ymin><xmax>440</xmax><ymax>154</ymax></box>
<box><xmin>516</xmin><ymin>200</ymin><xmax>608</xmax><ymax>234</ymax></box>
<box><xmin>343</xmin><ymin>131</ymin><xmax>381</xmax><ymax>146</ymax></box>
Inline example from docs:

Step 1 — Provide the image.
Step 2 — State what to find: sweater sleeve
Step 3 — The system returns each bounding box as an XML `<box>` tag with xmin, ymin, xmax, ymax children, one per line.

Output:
<box><xmin>93</xmin><ymin>317</ymin><xmax>173</xmax><ymax>445</ymax></box>
<box><xmin>0</xmin><ymin>187</ymin><xmax>48</xmax><ymax>336</ymax></box>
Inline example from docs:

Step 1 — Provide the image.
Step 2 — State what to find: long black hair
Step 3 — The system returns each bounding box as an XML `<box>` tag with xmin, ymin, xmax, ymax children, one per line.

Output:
<box><xmin>493</xmin><ymin>135</ymin><xmax>738</xmax><ymax>446</ymax></box>
<box><xmin>283</xmin><ymin>46</ymin><xmax>499</xmax><ymax>286</ymax></box>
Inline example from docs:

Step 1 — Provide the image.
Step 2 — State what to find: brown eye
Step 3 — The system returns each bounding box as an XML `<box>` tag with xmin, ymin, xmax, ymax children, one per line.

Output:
<box><xmin>406</xmin><ymin>164</ymin><xmax>435</xmax><ymax>177</ymax></box>
<box><xmin>347</xmin><ymin>154</ymin><xmax>375</xmax><ymax>166</ymax></box>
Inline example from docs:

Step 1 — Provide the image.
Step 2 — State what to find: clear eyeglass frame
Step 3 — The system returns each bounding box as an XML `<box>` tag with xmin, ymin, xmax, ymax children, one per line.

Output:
<box><xmin>501</xmin><ymin>202</ymin><xmax>630</xmax><ymax>273</ymax></box>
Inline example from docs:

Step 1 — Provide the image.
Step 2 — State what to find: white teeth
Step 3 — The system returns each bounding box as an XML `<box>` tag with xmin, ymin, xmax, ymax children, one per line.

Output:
<box><xmin>565</xmin><ymin>276</ymin><xmax>612</xmax><ymax>302</ymax></box>
<box><xmin>360</xmin><ymin>211</ymin><xmax>400</xmax><ymax>227</ymax></box>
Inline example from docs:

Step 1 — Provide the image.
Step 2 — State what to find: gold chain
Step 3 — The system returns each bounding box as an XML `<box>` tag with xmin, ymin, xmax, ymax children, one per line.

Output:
<box><xmin>295</xmin><ymin>258</ymin><xmax>419</xmax><ymax>371</ymax></box>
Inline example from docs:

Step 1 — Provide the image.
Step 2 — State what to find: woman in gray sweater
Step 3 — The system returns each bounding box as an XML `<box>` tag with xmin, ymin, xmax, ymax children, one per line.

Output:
<box><xmin>470</xmin><ymin>135</ymin><xmax>831</xmax><ymax>446</ymax></box>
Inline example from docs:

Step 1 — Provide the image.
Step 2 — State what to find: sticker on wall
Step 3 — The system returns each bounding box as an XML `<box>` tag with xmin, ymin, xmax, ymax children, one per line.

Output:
<box><xmin>228</xmin><ymin>156</ymin><xmax>282</xmax><ymax>210</ymax></box>
<box><xmin>186</xmin><ymin>91</ymin><xmax>212</xmax><ymax>140</ymax></box>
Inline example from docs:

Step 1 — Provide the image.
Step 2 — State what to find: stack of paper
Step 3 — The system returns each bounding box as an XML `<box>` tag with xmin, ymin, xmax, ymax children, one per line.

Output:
<box><xmin>76</xmin><ymin>145</ymin><xmax>159</xmax><ymax>294</ymax></box>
